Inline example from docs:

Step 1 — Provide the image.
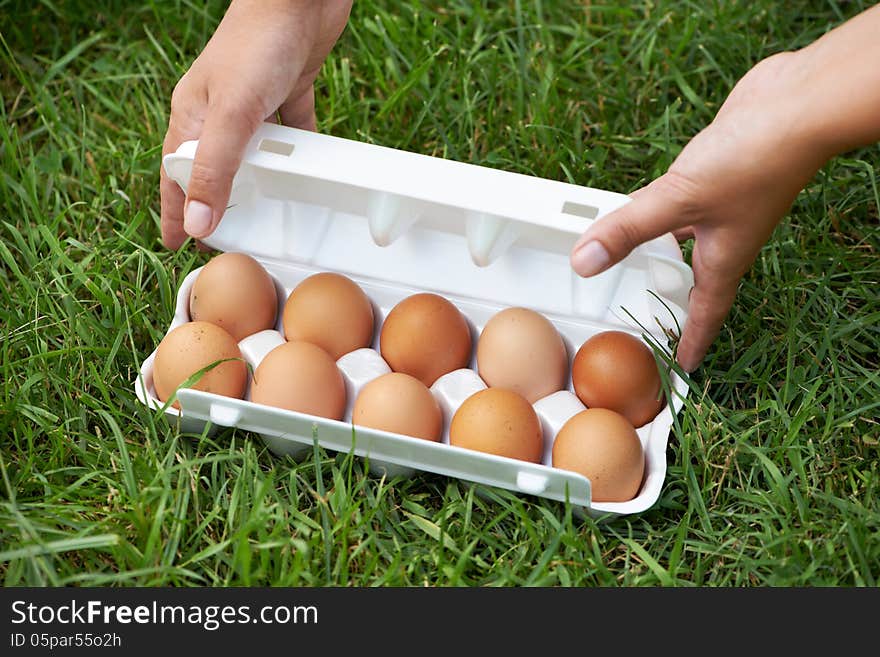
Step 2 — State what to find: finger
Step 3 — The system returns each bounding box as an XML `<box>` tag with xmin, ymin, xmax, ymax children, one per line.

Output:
<box><xmin>673</xmin><ymin>225</ymin><xmax>695</xmax><ymax>241</ymax></box>
<box><xmin>570</xmin><ymin>172</ymin><xmax>700</xmax><ymax>277</ymax></box>
<box><xmin>182</xmin><ymin>101</ymin><xmax>263</xmax><ymax>240</ymax></box>
<box><xmin>160</xmin><ymin>166</ymin><xmax>188</xmax><ymax>249</ymax></box>
<box><xmin>278</xmin><ymin>84</ymin><xmax>317</xmax><ymax>131</ymax></box>
<box><xmin>675</xmin><ymin>264</ymin><xmax>740</xmax><ymax>372</ymax></box>
<box><xmin>161</xmin><ymin>119</ymin><xmax>200</xmax><ymax>249</ymax></box>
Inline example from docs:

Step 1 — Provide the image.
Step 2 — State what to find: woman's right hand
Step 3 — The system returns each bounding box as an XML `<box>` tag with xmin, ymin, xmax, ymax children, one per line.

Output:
<box><xmin>572</xmin><ymin>3</ymin><xmax>880</xmax><ymax>373</ymax></box>
<box><xmin>571</xmin><ymin>52</ymin><xmax>832</xmax><ymax>372</ymax></box>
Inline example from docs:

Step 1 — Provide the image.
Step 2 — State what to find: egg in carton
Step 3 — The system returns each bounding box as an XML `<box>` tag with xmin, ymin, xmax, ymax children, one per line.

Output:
<box><xmin>135</xmin><ymin>122</ymin><xmax>694</xmax><ymax>519</ymax></box>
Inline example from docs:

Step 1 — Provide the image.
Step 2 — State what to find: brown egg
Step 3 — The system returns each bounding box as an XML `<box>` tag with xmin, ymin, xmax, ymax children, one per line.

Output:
<box><xmin>552</xmin><ymin>408</ymin><xmax>645</xmax><ymax>503</ymax></box>
<box><xmin>250</xmin><ymin>341</ymin><xmax>346</xmax><ymax>420</ymax></box>
<box><xmin>153</xmin><ymin>321</ymin><xmax>247</xmax><ymax>409</ymax></box>
<box><xmin>282</xmin><ymin>272</ymin><xmax>374</xmax><ymax>360</ymax></box>
<box><xmin>380</xmin><ymin>293</ymin><xmax>472</xmax><ymax>387</ymax></box>
<box><xmin>189</xmin><ymin>252</ymin><xmax>278</xmax><ymax>341</ymax></box>
<box><xmin>449</xmin><ymin>388</ymin><xmax>543</xmax><ymax>463</ymax></box>
<box><xmin>476</xmin><ymin>307</ymin><xmax>568</xmax><ymax>403</ymax></box>
<box><xmin>352</xmin><ymin>372</ymin><xmax>442</xmax><ymax>441</ymax></box>
<box><xmin>571</xmin><ymin>330</ymin><xmax>664</xmax><ymax>427</ymax></box>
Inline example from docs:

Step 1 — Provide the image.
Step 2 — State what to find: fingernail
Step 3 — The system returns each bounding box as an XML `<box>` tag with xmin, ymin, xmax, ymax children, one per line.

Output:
<box><xmin>571</xmin><ymin>240</ymin><xmax>611</xmax><ymax>277</ymax></box>
<box><xmin>184</xmin><ymin>200</ymin><xmax>213</xmax><ymax>237</ymax></box>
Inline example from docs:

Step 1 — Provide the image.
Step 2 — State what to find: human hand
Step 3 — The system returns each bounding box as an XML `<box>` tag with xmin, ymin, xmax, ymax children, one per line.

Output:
<box><xmin>570</xmin><ymin>52</ymin><xmax>832</xmax><ymax>372</ymax></box>
<box><xmin>160</xmin><ymin>0</ymin><xmax>352</xmax><ymax>249</ymax></box>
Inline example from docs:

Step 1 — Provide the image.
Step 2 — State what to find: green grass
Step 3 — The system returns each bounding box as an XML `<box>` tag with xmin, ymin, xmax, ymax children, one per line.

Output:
<box><xmin>1</xmin><ymin>0</ymin><xmax>878</xmax><ymax>586</ymax></box>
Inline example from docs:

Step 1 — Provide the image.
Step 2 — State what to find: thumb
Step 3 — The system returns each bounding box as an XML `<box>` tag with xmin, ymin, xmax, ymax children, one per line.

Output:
<box><xmin>570</xmin><ymin>172</ymin><xmax>698</xmax><ymax>277</ymax></box>
<box><xmin>183</xmin><ymin>103</ymin><xmax>263</xmax><ymax>240</ymax></box>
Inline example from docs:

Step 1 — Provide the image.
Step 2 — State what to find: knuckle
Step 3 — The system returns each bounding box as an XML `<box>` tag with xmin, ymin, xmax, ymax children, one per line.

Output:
<box><xmin>609</xmin><ymin>218</ymin><xmax>644</xmax><ymax>255</ymax></box>
<box><xmin>651</xmin><ymin>170</ymin><xmax>701</xmax><ymax>216</ymax></box>
<box><xmin>169</xmin><ymin>75</ymin><xmax>193</xmax><ymax>116</ymax></box>
<box><xmin>187</xmin><ymin>160</ymin><xmax>226</xmax><ymax>194</ymax></box>
<box><xmin>211</xmin><ymin>93</ymin><xmax>265</xmax><ymax>130</ymax></box>
<box><xmin>168</xmin><ymin>75</ymin><xmax>206</xmax><ymax>137</ymax></box>
<box><xmin>688</xmin><ymin>289</ymin><xmax>732</xmax><ymax>329</ymax></box>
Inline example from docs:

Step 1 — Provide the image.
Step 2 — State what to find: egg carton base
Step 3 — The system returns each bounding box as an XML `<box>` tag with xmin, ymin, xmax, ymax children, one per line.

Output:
<box><xmin>138</xmin><ymin>235</ymin><xmax>687</xmax><ymax>519</ymax></box>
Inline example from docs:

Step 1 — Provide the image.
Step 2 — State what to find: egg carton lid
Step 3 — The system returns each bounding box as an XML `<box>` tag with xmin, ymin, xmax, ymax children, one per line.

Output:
<box><xmin>163</xmin><ymin>122</ymin><xmax>693</xmax><ymax>337</ymax></box>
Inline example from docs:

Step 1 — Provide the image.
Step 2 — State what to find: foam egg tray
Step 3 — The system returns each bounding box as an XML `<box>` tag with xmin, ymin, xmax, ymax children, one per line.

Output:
<box><xmin>135</xmin><ymin>122</ymin><xmax>695</xmax><ymax>519</ymax></box>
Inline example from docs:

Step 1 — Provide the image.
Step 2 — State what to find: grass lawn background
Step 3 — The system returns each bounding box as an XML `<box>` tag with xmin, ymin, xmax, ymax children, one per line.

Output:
<box><xmin>1</xmin><ymin>0</ymin><xmax>878</xmax><ymax>586</ymax></box>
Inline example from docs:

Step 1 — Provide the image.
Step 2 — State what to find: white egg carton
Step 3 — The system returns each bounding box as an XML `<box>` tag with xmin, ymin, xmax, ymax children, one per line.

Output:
<box><xmin>135</xmin><ymin>122</ymin><xmax>694</xmax><ymax>518</ymax></box>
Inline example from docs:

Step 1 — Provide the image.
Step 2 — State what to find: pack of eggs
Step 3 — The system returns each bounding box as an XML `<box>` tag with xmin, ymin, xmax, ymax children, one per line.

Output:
<box><xmin>150</xmin><ymin>252</ymin><xmax>671</xmax><ymax>505</ymax></box>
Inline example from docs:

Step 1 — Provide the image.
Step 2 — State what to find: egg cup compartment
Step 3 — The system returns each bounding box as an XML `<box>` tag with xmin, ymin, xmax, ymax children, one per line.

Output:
<box><xmin>137</xmin><ymin>122</ymin><xmax>695</xmax><ymax>519</ymax></box>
